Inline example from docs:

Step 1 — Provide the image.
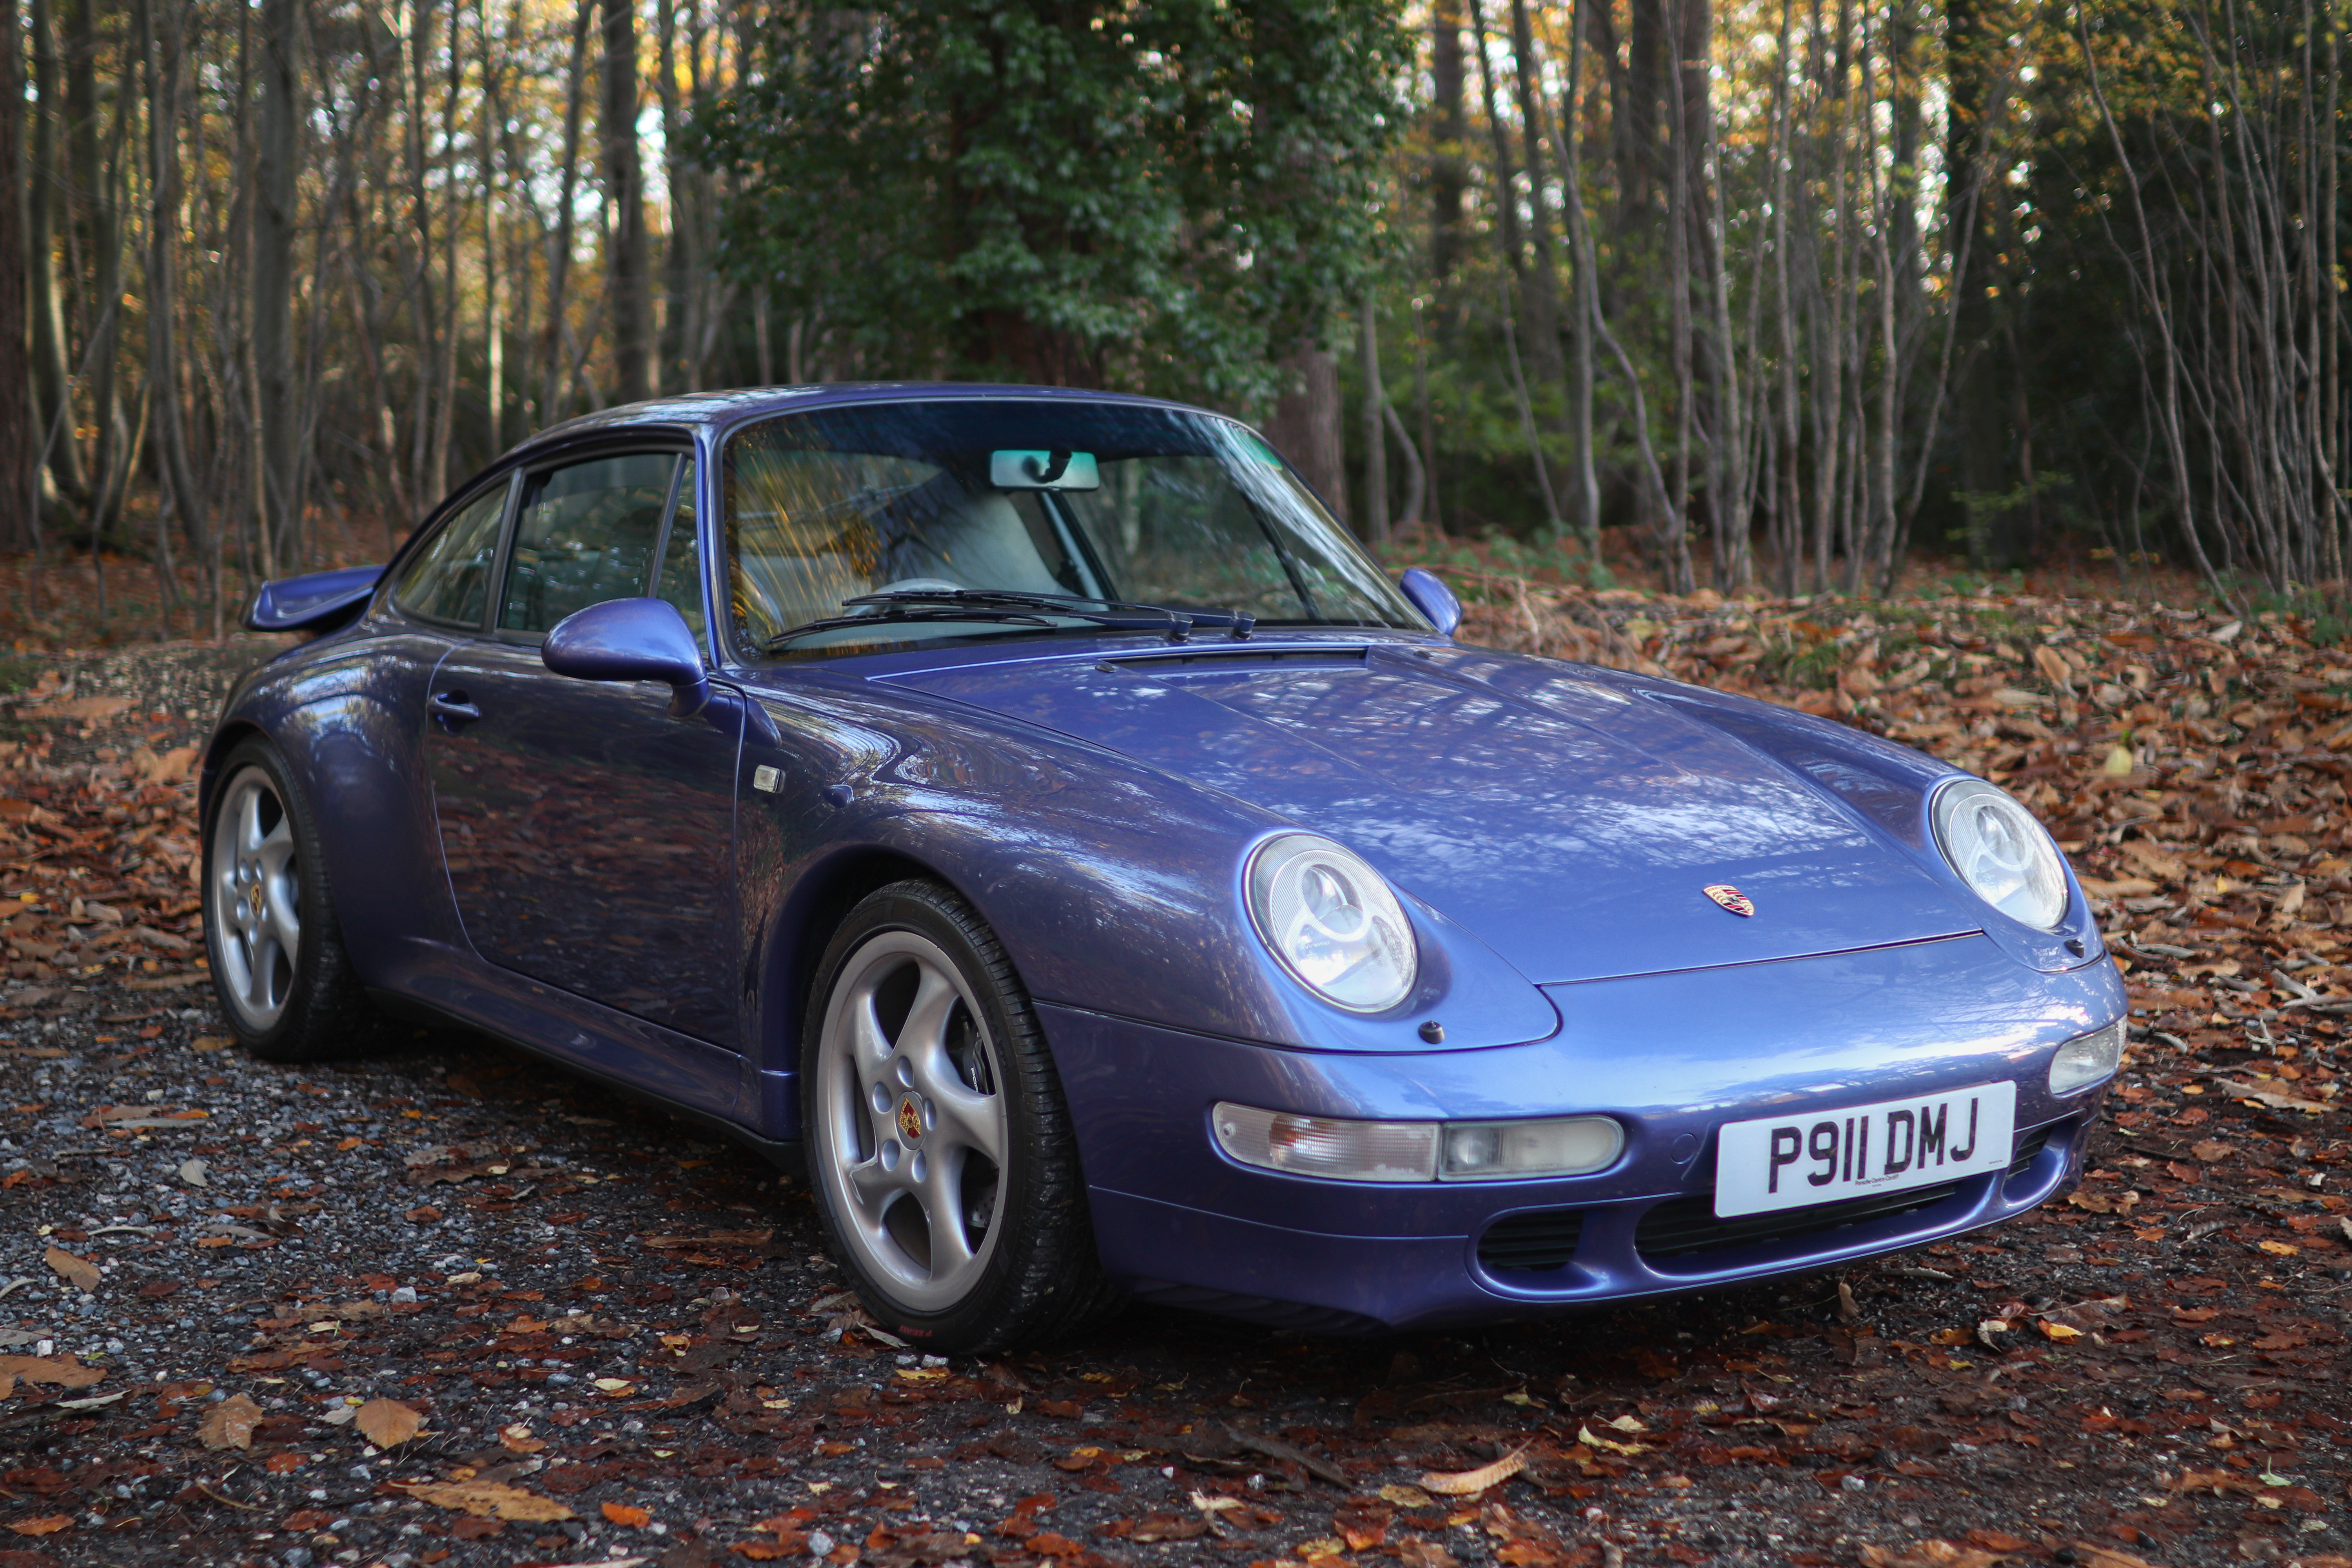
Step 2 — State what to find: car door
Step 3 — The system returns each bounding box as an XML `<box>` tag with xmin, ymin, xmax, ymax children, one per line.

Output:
<box><xmin>423</xmin><ymin>445</ymin><xmax>742</xmax><ymax>1047</ymax></box>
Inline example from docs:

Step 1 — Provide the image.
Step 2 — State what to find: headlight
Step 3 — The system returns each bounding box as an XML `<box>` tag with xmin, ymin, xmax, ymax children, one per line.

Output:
<box><xmin>1246</xmin><ymin>833</ymin><xmax>1417</xmax><ymax>1012</ymax></box>
<box><xmin>1212</xmin><ymin>1104</ymin><xmax>1623</xmax><ymax>1183</ymax></box>
<box><xmin>1932</xmin><ymin>779</ymin><xmax>2070</xmax><ymax>930</ymax></box>
<box><xmin>2050</xmin><ymin>1020</ymin><xmax>2125</xmax><ymax>1095</ymax></box>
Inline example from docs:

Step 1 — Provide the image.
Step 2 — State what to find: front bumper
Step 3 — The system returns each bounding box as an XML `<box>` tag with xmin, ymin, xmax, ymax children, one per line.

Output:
<box><xmin>1042</xmin><ymin>933</ymin><xmax>2123</xmax><ymax>1332</ymax></box>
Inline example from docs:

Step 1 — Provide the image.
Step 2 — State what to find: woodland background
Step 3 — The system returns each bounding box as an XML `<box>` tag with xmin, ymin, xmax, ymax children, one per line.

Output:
<box><xmin>0</xmin><ymin>0</ymin><xmax>2343</xmax><ymax>645</ymax></box>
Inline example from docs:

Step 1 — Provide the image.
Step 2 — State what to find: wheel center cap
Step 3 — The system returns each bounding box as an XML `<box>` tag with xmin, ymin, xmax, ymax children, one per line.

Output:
<box><xmin>246</xmin><ymin>885</ymin><xmax>264</xmax><ymax>922</ymax></box>
<box><xmin>896</xmin><ymin>1095</ymin><xmax>924</xmax><ymax>1145</ymax></box>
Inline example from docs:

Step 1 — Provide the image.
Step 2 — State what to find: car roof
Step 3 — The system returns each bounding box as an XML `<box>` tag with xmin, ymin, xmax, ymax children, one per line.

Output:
<box><xmin>510</xmin><ymin>382</ymin><xmax>1221</xmax><ymax>462</ymax></box>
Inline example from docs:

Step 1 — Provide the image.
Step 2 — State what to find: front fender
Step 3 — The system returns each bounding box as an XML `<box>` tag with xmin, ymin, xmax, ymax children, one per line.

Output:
<box><xmin>731</xmin><ymin>686</ymin><xmax>1560</xmax><ymax>1085</ymax></box>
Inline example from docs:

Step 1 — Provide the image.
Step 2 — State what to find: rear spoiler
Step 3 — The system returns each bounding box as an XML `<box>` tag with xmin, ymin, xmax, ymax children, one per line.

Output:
<box><xmin>241</xmin><ymin>565</ymin><xmax>385</xmax><ymax>635</ymax></box>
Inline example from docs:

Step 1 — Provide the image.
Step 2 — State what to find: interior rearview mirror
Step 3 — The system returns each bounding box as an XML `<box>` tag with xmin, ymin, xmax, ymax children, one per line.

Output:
<box><xmin>990</xmin><ymin>450</ymin><xmax>1101</xmax><ymax>491</ymax></box>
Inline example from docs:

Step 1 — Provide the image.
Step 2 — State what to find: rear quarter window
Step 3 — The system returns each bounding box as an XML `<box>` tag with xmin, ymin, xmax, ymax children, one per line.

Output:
<box><xmin>393</xmin><ymin>481</ymin><xmax>511</xmax><ymax>627</ymax></box>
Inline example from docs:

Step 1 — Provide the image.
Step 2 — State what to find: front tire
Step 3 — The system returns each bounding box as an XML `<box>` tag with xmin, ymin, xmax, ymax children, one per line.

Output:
<box><xmin>201</xmin><ymin>737</ymin><xmax>383</xmax><ymax>1062</ymax></box>
<box><xmin>803</xmin><ymin>880</ymin><xmax>1117</xmax><ymax>1352</ymax></box>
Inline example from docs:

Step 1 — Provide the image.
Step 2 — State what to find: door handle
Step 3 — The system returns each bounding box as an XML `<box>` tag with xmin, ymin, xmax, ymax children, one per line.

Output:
<box><xmin>429</xmin><ymin>690</ymin><xmax>481</xmax><ymax>731</ymax></box>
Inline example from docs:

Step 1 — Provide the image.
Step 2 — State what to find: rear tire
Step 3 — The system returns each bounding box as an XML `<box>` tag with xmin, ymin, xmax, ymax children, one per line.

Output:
<box><xmin>802</xmin><ymin>879</ymin><xmax>1120</xmax><ymax>1352</ymax></box>
<box><xmin>201</xmin><ymin>736</ymin><xmax>383</xmax><ymax>1062</ymax></box>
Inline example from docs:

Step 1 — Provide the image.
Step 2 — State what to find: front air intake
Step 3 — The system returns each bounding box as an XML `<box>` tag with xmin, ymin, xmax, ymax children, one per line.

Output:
<box><xmin>1477</xmin><ymin>1208</ymin><xmax>1586</xmax><ymax>1274</ymax></box>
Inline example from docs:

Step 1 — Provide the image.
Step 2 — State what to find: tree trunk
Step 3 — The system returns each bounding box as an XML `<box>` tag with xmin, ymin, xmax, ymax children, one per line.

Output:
<box><xmin>71</xmin><ymin>0</ymin><xmax>129</xmax><ymax>575</ymax></box>
<box><xmin>655</xmin><ymin>0</ymin><xmax>693</xmax><ymax>390</ymax></box>
<box><xmin>0</xmin><ymin>0</ymin><xmax>29</xmax><ymax>552</ymax></box>
<box><xmin>602</xmin><ymin>0</ymin><xmax>653</xmax><ymax>403</ymax></box>
<box><xmin>1551</xmin><ymin>0</ymin><xmax>1602</xmax><ymax>550</ymax></box>
<box><xmin>1506</xmin><ymin>0</ymin><xmax>1562</xmax><ymax>385</ymax></box>
<box><xmin>1464</xmin><ymin>0</ymin><xmax>1527</xmax><ymax>297</ymax></box>
<box><xmin>27</xmin><ymin>0</ymin><xmax>82</xmax><ymax>518</ymax></box>
<box><xmin>400</xmin><ymin>0</ymin><xmax>438</xmax><ymax>516</ymax></box>
<box><xmin>1266</xmin><ymin>347</ymin><xmax>1347</xmax><ymax>525</ymax></box>
<box><xmin>482</xmin><ymin>0</ymin><xmax>504</xmax><ymax>451</ymax></box>
<box><xmin>1360</xmin><ymin>300</ymin><xmax>1389</xmax><ymax>547</ymax></box>
<box><xmin>1682</xmin><ymin>0</ymin><xmax>1746</xmax><ymax>588</ymax></box>
<box><xmin>1944</xmin><ymin>0</ymin><xmax>2016</xmax><ymax>565</ymax></box>
<box><xmin>541</xmin><ymin>0</ymin><xmax>594</xmax><ymax>421</ymax></box>
<box><xmin>142</xmin><ymin>0</ymin><xmax>209</xmax><ymax>581</ymax></box>
<box><xmin>254</xmin><ymin>0</ymin><xmax>301</xmax><ymax>569</ymax></box>
<box><xmin>1619</xmin><ymin>0</ymin><xmax>1668</xmax><ymax>237</ymax></box>
<box><xmin>1429</xmin><ymin>0</ymin><xmax>1467</xmax><ymax>285</ymax></box>
<box><xmin>428</xmin><ymin>22</ymin><xmax>461</xmax><ymax>496</ymax></box>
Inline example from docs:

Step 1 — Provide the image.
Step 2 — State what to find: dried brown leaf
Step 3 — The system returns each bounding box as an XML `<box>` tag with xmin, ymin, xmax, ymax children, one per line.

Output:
<box><xmin>197</xmin><ymin>1392</ymin><xmax>264</xmax><ymax>1450</ymax></box>
<box><xmin>1419</xmin><ymin>1445</ymin><xmax>1529</xmax><ymax>1495</ymax></box>
<box><xmin>2066</xmin><ymin>1543</ymin><xmax>2162</xmax><ymax>1568</ymax></box>
<box><xmin>0</xmin><ymin>1355</ymin><xmax>102</xmax><ymax>1389</ymax></box>
<box><xmin>4</xmin><ymin>1515</ymin><xmax>73</xmax><ymax>1537</ymax></box>
<box><xmin>1857</xmin><ymin>1544</ymin><xmax>2004</xmax><ymax>1568</ymax></box>
<box><xmin>401</xmin><ymin>1479</ymin><xmax>574</xmax><ymax>1522</ymax></box>
<box><xmin>353</xmin><ymin>1397</ymin><xmax>422</xmax><ymax>1448</ymax></box>
<box><xmin>42</xmin><ymin>1245</ymin><xmax>98</xmax><ymax>1292</ymax></box>
<box><xmin>2208</xmin><ymin>1077</ymin><xmax>2330</xmax><ymax>1112</ymax></box>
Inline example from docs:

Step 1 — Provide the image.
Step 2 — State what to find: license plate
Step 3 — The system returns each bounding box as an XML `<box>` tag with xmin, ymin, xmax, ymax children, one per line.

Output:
<box><xmin>1713</xmin><ymin>1081</ymin><xmax>2017</xmax><ymax>1219</ymax></box>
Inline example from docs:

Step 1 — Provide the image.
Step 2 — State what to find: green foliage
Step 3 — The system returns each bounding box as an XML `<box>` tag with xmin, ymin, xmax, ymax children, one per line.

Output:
<box><xmin>691</xmin><ymin>0</ymin><xmax>1414</xmax><ymax>404</ymax></box>
<box><xmin>2217</xmin><ymin>583</ymin><xmax>2352</xmax><ymax>648</ymax></box>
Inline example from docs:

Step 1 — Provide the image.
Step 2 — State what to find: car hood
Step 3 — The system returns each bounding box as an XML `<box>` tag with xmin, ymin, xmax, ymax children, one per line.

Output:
<box><xmin>878</xmin><ymin>642</ymin><xmax>1981</xmax><ymax>985</ymax></box>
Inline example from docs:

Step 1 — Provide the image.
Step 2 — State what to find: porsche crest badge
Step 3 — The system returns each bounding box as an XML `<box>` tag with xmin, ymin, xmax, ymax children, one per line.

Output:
<box><xmin>1703</xmin><ymin>884</ymin><xmax>1756</xmax><ymax>918</ymax></box>
<box><xmin>897</xmin><ymin>1097</ymin><xmax>925</xmax><ymax>1143</ymax></box>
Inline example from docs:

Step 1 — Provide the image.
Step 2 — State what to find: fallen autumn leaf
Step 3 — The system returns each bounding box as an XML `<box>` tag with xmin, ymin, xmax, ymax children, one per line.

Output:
<box><xmin>196</xmin><ymin>1393</ymin><xmax>264</xmax><ymax>1450</ymax></box>
<box><xmin>3</xmin><ymin>1516</ymin><xmax>73</xmax><ymax>1537</ymax></box>
<box><xmin>401</xmin><ymin>1479</ymin><xmax>574</xmax><ymax>1522</ymax></box>
<box><xmin>43</xmin><ymin>1245</ymin><xmax>98</xmax><ymax>1292</ymax></box>
<box><xmin>0</xmin><ymin>1355</ymin><xmax>103</xmax><ymax>1389</ymax></box>
<box><xmin>352</xmin><ymin>1397</ymin><xmax>422</xmax><ymax>1448</ymax></box>
<box><xmin>1419</xmin><ymin>1445</ymin><xmax>1530</xmax><ymax>1495</ymax></box>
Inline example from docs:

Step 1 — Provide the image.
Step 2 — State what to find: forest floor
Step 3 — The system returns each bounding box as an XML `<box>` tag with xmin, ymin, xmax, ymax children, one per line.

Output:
<box><xmin>0</xmin><ymin>581</ymin><xmax>2345</xmax><ymax>1568</ymax></box>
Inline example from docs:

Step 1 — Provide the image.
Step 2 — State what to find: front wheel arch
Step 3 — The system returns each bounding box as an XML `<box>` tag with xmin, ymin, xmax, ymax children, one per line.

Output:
<box><xmin>755</xmin><ymin>844</ymin><xmax>974</xmax><ymax>1091</ymax></box>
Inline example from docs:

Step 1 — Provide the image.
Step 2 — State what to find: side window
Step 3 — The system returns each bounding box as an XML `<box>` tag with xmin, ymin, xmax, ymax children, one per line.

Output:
<box><xmin>498</xmin><ymin>452</ymin><xmax>680</xmax><ymax>635</ymax></box>
<box><xmin>392</xmin><ymin>481</ymin><xmax>510</xmax><ymax>627</ymax></box>
<box><xmin>652</xmin><ymin>461</ymin><xmax>705</xmax><ymax>636</ymax></box>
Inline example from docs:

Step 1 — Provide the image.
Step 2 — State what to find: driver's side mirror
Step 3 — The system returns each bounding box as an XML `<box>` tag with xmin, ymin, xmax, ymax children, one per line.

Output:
<box><xmin>1398</xmin><ymin>568</ymin><xmax>1462</xmax><ymax>638</ymax></box>
<box><xmin>543</xmin><ymin>597</ymin><xmax>712</xmax><ymax>717</ymax></box>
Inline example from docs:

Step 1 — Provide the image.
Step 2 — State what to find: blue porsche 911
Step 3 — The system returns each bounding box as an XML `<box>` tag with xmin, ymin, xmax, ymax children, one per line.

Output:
<box><xmin>203</xmin><ymin>384</ymin><xmax>2125</xmax><ymax>1350</ymax></box>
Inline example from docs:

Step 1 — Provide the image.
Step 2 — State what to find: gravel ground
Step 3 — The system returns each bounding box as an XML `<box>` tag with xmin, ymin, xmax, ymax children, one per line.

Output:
<box><xmin>0</xmin><ymin>635</ymin><xmax>2344</xmax><ymax>1568</ymax></box>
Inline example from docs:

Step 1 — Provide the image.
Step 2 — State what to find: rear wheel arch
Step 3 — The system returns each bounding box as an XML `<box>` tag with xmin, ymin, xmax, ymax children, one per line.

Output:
<box><xmin>201</xmin><ymin>732</ymin><xmax>388</xmax><ymax>1060</ymax></box>
<box><xmin>199</xmin><ymin>719</ymin><xmax>268</xmax><ymax>825</ymax></box>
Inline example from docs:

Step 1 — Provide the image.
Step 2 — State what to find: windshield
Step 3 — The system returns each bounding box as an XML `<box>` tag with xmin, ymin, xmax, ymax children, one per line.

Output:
<box><xmin>723</xmin><ymin>400</ymin><xmax>1425</xmax><ymax>656</ymax></box>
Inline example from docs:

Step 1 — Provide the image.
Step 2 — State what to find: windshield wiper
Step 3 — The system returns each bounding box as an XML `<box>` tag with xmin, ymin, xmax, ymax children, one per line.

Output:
<box><xmin>845</xmin><ymin>588</ymin><xmax>1257</xmax><ymax>643</ymax></box>
<box><xmin>763</xmin><ymin>604</ymin><xmax>1061</xmax><ymax>651</ymax></box>
<box><xmin>762</xmin><ymin>589</ymin><xmax>1253</xmax><ymax>652</ymax></box>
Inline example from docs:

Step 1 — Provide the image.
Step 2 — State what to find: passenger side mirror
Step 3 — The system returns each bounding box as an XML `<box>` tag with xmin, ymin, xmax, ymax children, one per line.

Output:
<box><xmin>543</xmin><ymin>597</ymin><xmax>712</xmax><ymax>717</ymax></box>
<box><xmin>1398</xmin><ymin>568</ymin><xmax>1462</xmax><ymax>638</ymax></box>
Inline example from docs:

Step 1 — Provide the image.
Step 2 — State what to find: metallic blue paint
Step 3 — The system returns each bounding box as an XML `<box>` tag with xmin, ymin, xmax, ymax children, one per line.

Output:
<box><xmin>543</xmin><ymin>597</ymin><xmax>713</xmax><ymax>716</ymax></box>
<box><xmin>207</xmin><ymin>384</ymin><xmax>2126</xmax><ymax>1332</ymax></box>
<box><xmin>1397</xmin><ymin>568</ymin><xmax>1462</xmax><ymax>637</ymax></box>
<box><xmin>243</xmin><ymin>564</ymin><xmax>386</xmax><ymax>634</ymax></box>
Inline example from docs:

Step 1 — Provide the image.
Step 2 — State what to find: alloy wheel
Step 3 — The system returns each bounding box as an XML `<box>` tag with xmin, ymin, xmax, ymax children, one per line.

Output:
<box><xmin>209</xmin><ymin>764</ymin><xmax>302</xmax><ymax>1031</ymax></box>
<box><xmin>813</xmin><ymin>929</ymin><xmax>1009</xmax><ymax>1311</ymax></box>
